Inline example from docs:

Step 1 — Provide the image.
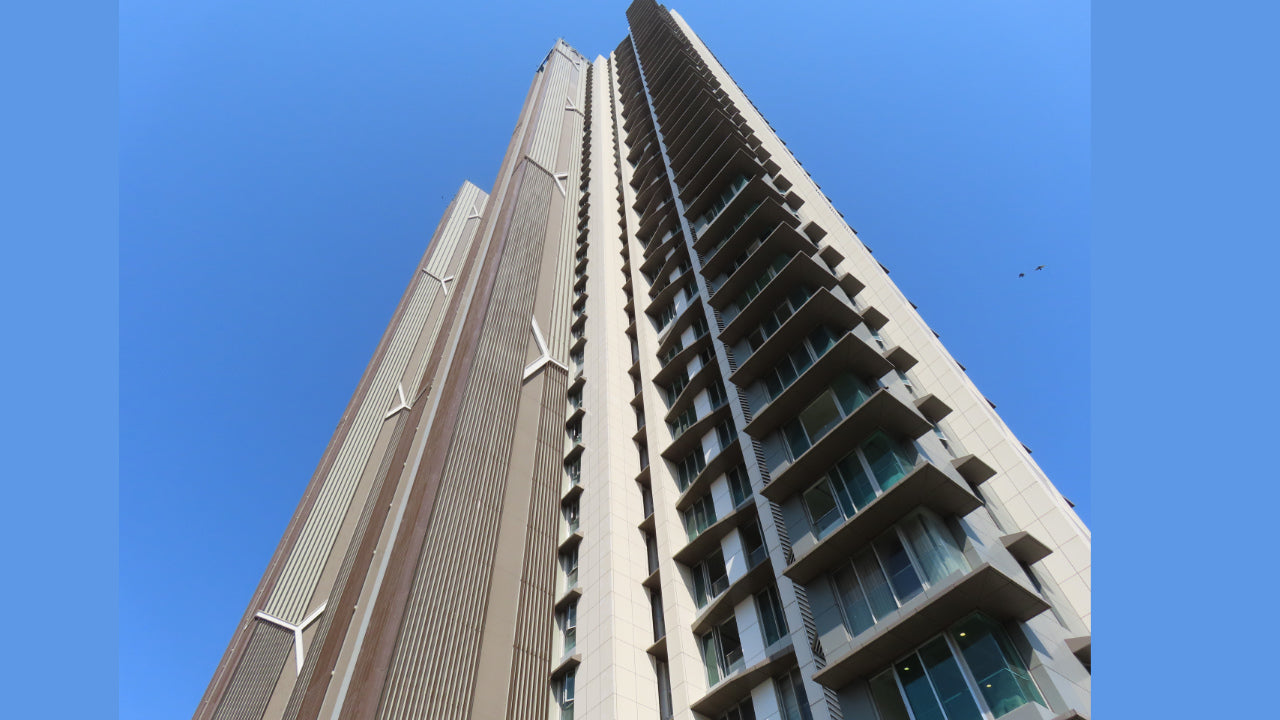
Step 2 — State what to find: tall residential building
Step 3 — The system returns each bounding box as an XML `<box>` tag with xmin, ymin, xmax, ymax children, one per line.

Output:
<box><xmin>195</xmin><ymin>3</ymin><xmax>1091</xmax><ymax>719</ymax></box>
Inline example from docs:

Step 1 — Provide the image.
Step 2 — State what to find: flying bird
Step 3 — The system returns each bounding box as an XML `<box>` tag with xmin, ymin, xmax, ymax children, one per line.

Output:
<box><xmin>1035</xmin><ymin>265</ymin><xmax>1046</xmax><ymax>271</ymax></box>
<box><xmin>1018</xmin><ymin>273</ymin><xmax>1025</xmax><ymax>278</ymax></box>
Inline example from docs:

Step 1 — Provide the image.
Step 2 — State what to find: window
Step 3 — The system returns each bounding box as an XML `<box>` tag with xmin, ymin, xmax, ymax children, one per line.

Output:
<box><xmin>560</xmin><ymin>546</ymin><xmax>579</xmax><ymax>589</ymax></box>
<box><xmin>565</xmin><ymin>457</ymin><xmax>581</xmax><ymax>486</ymax></box>
<box><xmin>761</xmin><ymin>325</ymin><xmax>838</xmax><ymax>399</ymax></box>
<box><xmin>665</xmin><ymin>368</ymin><xmax>691</xmax><ymax>407</ymax></box>
<box><xmin>669</xmin><ymin>405</ymin><xmax>698</xmax><ymax>438</ymax></box>
<box><xmin>691</xmin><ymin>550</ymin><xmax>730</xmax><ymax>608</ymax></box>
<box><xmin>641</xmin><ymin>484</ymin><xmax>655</xmax><ymax>518</ymax></box>
<box><xmin>563</xmin><ymin>499</ymin><xmax>580</xmax><ymax>534</ymax></box>
<box><xmin>719</xmin><ymin>698</ymin><xmax>757</xmax><ymax>720</ymax></box>
<box><xmin>780</xmin><ymin>375</ymin><xmax>876</xmax><ymax>460</ymax></box>
<box><xmin>567</xmin><ymin>419</ymin><xmax>582</xmax><ymax>444</ymax></box>
<box><xmin>743</xmin><ymin>285</ymin><xmax>816</xmax><ymax>351</ymax></box>
<box><xmin>692</xmin><ymin>173</ymin><xmax>751</xmax><ymax>236</ymax></box>
<box><xmin>683</xmin><ymin>494</ymin><xmax>717</xmax><ymax>540</ymax></box>
<box><xmin>933</xmin><ymin>424</ymin><xmax>956</xmax><ymax>458</ymax></box>
<box><xmin>726</xmin><ymin>465</ymin><xmax>752</xmax><ymax>507</ymax></box>
<box><xmin>728</xmin><ymin>253</ymin><xmax>790</xmax><ymax>313</ymax></box>
<box><xmin>740</xmin><ymin>517</ymin><xmax>768</xmax><ymax>568</ymax></box>
<box><xmin>713</xmin><ymin>416</ymin><xmax>737</xmax><ymax>450</ymax></box>
<box><xmin>656</xmin><ymin>660</ymin><xmax>675</xmax><ymax>720</ymax></box>
<box><xmin>755</xmin><ymin>583</ymin><xmax>789</xmax><ymax>647</ymax></box>
<box><xmin>706</xmin><ymin>376</ymin><xmax>729</xmax><ymax>408</ymax></box>
<box><xmin>699</xmin><ymin>617</ymin><xmax>745</xmax><ymax>685</ymax></box>
<box><xmin>774</xmin><ymin>669</ymin><xmax>813</xmax><ymax>720</ymax></box>
<box><xmin>654</xmin><ymin>301</ymin><xmax>677</xmax><ymax>331</ymax></box>
<box><xmin>869</xmin><ymin>327</ymin><xmax>887</xmax><ymax>350</ymax></box>
<box><xmin>869</xmin><ymin>614</ymin><xmax>1046</xmax><ymax>720</ymax></box>
<box><xmin>702</xmin><ymin>201</ymin><xmax>765</xmax><ymax>260</ymax></box>
<box><xmin>801</xmin><ymin>431</ymin><xmax>919</xmax><ymax>538</ymax></box>
<box><xmin>645</xmin><ymin>531</ymin><xmax>660</xmax><ymax>574</ymax></box>
<box><xmin>556</xmin><ymin>669</ymin><xmax>576</xmax><ymax>720</ymax></box>
<box><xmin>830</xmin><ymin>510</ymin><xmax>968</xmax><ymax>638</ymax></box>
<box><xmin>896</xmin><ymin>369</ymin><xmax>917</xmax><ymax>398</ymax></box>
<box><xmin>558</xmin><ymin>602</ymin><xmax>578</xmax><ymax>654</ymax></box>
<box><xmin>690</xmin><ymin>313</ymin><xmax>709</xmax><ymax>339</ymax></box>
<box><xmin>659</xmin><ymin>339</ymin><xmax>685</xmax><ymax>366</ymax></box>
<box><xmin>675</xmin><ymin>449</ymin><xmax>707</xmax><ymax>492</ymax></box>
<box><xmin>649</xmin><ymin>589</ymin><xmax>666</xmax><ymax>640</ymax></box>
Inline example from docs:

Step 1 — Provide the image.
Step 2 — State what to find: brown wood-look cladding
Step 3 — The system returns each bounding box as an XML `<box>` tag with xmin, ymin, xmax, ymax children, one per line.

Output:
<box><xmin>375</xmin><ymin>167</ymin><xmax>556</xmax><ymax>720</ymax></box>
<box><xmin>336</xmin><ymin>158</ymin><xmax>535</xmax><ymax>719</ymax></box>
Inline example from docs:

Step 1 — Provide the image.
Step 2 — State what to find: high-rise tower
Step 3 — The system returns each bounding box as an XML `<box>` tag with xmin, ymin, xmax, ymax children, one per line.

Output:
<box><xmin>196</xmin><ymin>3</ymin><xmax>1090</xmax><ymax>719</ymax></box>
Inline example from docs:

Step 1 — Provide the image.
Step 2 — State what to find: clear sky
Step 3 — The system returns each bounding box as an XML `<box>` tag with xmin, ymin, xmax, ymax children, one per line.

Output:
<box><xmin>120</xmin><ymin>1</ymin><xmax>1088</xmax><ymax>717</ymax></box>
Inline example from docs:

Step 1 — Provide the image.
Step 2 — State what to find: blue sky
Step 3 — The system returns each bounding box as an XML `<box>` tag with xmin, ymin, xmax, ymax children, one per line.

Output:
<box><xmin>120</xmin><ymin>1</ymin><xmax>1088</xmax><ymax>717</ymax></box>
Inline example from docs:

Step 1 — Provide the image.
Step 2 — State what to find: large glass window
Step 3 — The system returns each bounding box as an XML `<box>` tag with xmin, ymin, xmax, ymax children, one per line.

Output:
<box><xmin>740</xmin><ymin>517</ymin><xmax>769</xmax><ymax>568</ymax></box>
<box><xmin>774</xmin><ymin>669</ymin><xmax>813</xmax><ymax>720</ymax></box>
<box><xmin>829</xmin><ymin>511</ymin><xmax>968</xmax><ymax>639</ymax></box>
<box><xmin>560</xmin><ymin>546</ymin><xmax>579</xmax><ymax>589</ymax></box>
<box><xmin>726</xmin><ymin>465</ymin><xmax>752</xmax><ymax>507</ymax></box>
<box><xmin>869</xmin><ymin>614</ymin><xmax>1046</xmax><ymax>720</ymax></box>
<box><xmin>657</xmin><ymin>660</ymin><xmax>675</xmax><ymax>720</ymax></box>
<box><xmin>692</xmin><ymin>550</ymin><xmax>730</xmax><ymax>608</ymax></box>
<box><xmin>675</xmin><ymin>449</ymin><xmax>707</xmax><ymax>492</ymax></box>
<box><xmin>781</xmin><ymin>375</ymin><xmax>875</xmax><ymax>460</ymax></box>
<box><xmin>801</xmin><ymin>431</ymin><xmax>920</xmax><ymax>538</ymax></box>
<box><xmin>729</xmin><ymin>253</ymin><xmax>790</xmax><ymax>313</ymax></box>
<box><xmin>683</xmin><ymin>494</ymin><xmax>717</xmax><ymax>540</ymax></box>
<box><xmin>755</xmin><ymin>583</ymin><xmax>789</xmax><ymax>647</ymax></box>
<box><xmin>556</xmin><ymin>669</ymin><xmax>576</xmax><ymax>720</ymax></box>
<box><xmin>950</xmin><ymin>615</ymin><xmax>1045</xmax><ymax>717</ymax></box>
<box><xmin>719</xmin><ymin>698</ymin><xmax>757</xmax><ymax>720</ymax></box>
<box><xmin>699</xmin><ymin>617</ymin><xmax>745</xmax><ymax>686</ymax></box>
<box><xmin>744</xmin><ymin>285</ymin><xmax>815</xmax><ymax>351</ymax></box>
<box><xmin>558</xmin><ymin>602</ymin><xmax>577</xmax><ymax>654</ymax></box>
<box><xmin>761</xmin><ymin>325</ymin><xmax>839</xmax><ymax>399</ymax></box>
<box><xmin>692</xmin><ymin>173</ymin><xmax>751</xmax><ymax>236</ymax></box>
<box><xmin>563</xmin><ymin>498</ymin><xmax>579</xmax><ymax>534</ymax></box>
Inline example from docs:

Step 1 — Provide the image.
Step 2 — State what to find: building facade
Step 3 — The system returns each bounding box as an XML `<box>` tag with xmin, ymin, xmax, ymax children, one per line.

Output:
<box><xmin>195</xmin><ymin>3</ymin><xmax>1091</xmax><ymax>719</ymax></box>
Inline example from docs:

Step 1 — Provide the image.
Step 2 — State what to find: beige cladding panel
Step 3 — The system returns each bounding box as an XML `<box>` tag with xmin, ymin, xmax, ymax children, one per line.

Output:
<box><xmin>262</xmin><ymin>184</ymin><xmax>490</xmax><ymax>626</ymax></box>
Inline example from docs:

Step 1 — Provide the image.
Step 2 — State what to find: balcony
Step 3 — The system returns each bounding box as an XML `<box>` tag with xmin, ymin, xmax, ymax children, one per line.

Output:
<box><xmin>699</xmin><ymin>199</ymin><xmax>801</xmax><ymax>275</ymax></box>
<box><xmin>952</xmin><ymin>454</ymin><xmax>997</xmax><ymax>484</ymax></box>
<box><xmin>913</xmin><ymin>393</ymin><xmax>952</xmax><ymax>423</ymax></box>
<box><xmin>729</xmin><ymin>291</ymin><xmax>869</xmax><ymax>390</ymax></box>
<box><xmin>761</xmin><ymin>390</ymin><xmax>933</xmax><ymax>503</ymax></box>
<box><xmin>1001</xmin><ymin>531</ymin><xmax>1054</xmax><ymax>565</ymax></box>
<box><xmin>646</xmin><ymin>271</ymin><xmax>694</xmax><ymax>317</ymax></box>
<box><xmin>708</xmin><ymin>227</ymin><xmax>817</xmax><ymax>309</ymax></box>
<box><xmin>689</xmin><ymin>643</ymin><xmax>797</xmax><ymax>718</ymax></box>
<box><xmin>676</xmin><ymin>131</ymin><xmax>763</xmax><ymax>190</ymax></box>
<box><xmin>719</xmin><ymin>256</ymin><xmax>840</xmax><ymax>347</ymax></box>
<box><xmin>652</xmin><ymin>331</ymin><xmax>712</xmax><ymax>386</ymax></box>
<box><xmin>682</xmin><ymin>148</ymin><xmax>765</xmax><ymax>218</ymax></box>
<box><xmin>743</xmin><ymin>338</ymin><xmax>898</xmax><ymax>441</ymax></box>
<box><xmin>558</xmin><ymin>529</ymin><xmax>584</xmax><ymax>554</ymax></box>
<box><xmin>883</xmin><ymin>345</ymin><xmax>919</xmax><ymax>372</ymax></box>
<box><xmin>783</xmin><ymin>461</ymin><xmax>982</xmax><ymax>584</ymax></box>
<box><xmin>691</xmin><ymin>177</ymin><xmax>789</xmax><ymax>255</ymax></box>
<box><xmin>675</xmin><ymin>438</ymin><xmax>742</xmax><ymax>508</ymax></box>
<box><xmin>662</xmin><ymin>401</ymin><xmax>733</xmax><ymax>464</ymax></box>
<box><xmin>812</xmin><ymin>563</ymin><xmax>1049</xmax><ymax>689</ymax></box>
<box><xmin>655</xmin><ymin>298</ymin><xmax>708</xmax><ymax>358</ymax></box>
<box><xmin>674</xmin><ymin>500</ymin><xmax>757</xmax><ymax>565</ymax></box>
<box><xmin>691</xmin><ymin>556</ymin><xmax>776</xmax><ymax>636</ymax></box>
